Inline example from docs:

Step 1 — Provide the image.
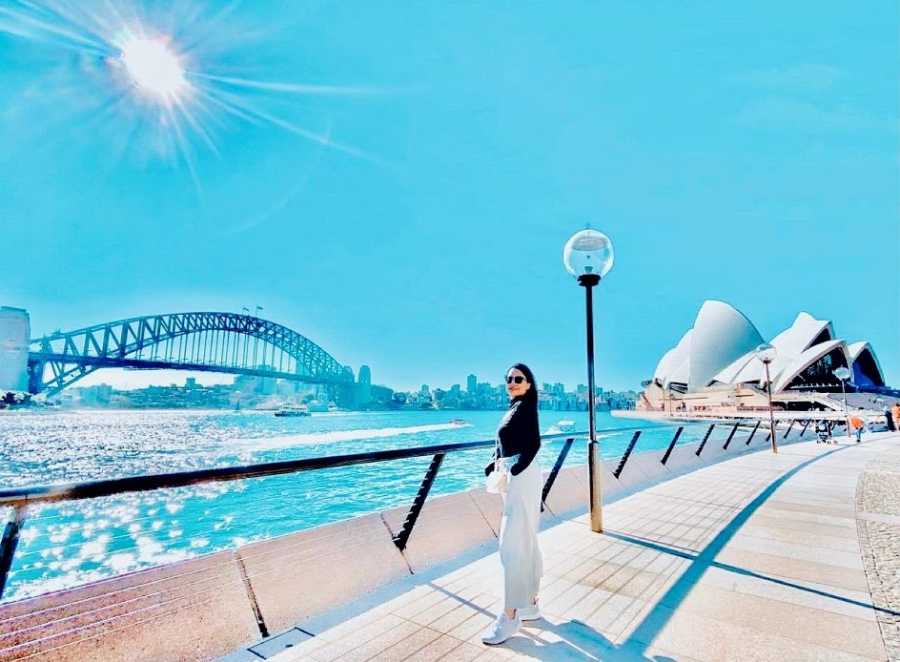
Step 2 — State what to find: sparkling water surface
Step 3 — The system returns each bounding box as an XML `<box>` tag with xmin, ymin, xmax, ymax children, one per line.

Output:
<box><xmin>0</xmin><ymin>408</ymin><xmax>712</xmax><ymax>601</ymax></box>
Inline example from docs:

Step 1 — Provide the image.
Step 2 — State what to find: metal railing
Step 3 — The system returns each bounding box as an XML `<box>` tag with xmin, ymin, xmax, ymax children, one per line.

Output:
<box><xmin>0</xmin><ymin>416</ymin><xmax>833</xmax><ymax>603</ymax></box>
<box><xmin>0</xmin><ymin>430</ymin><xmax>592</xmax><ymax>600</ymax></box>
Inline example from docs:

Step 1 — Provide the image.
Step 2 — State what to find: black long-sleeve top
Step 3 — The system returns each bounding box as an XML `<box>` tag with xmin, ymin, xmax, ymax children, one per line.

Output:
<box><xmin>484</xmin><ymin>398</ymin><xmax>541</xmax><ymax>477</ymax></box>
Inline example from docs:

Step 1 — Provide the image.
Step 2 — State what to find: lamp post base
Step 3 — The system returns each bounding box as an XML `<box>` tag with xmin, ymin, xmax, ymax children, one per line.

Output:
<box><xmin>588</xmin><ymin>441</ymin><xmax>603</xmax><ymax>533</ymax></box>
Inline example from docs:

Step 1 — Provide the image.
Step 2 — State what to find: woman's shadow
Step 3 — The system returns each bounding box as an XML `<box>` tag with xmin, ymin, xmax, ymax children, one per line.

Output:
<box><xmin>500</xmin><ymin>617</ymin><xmax>677</xmax><ymax>661</ymax></box>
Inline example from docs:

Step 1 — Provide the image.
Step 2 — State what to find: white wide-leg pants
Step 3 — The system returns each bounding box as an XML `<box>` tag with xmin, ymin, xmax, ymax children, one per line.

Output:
<box><xmin>498</xmin><ymin>457</ymin><xmax>543</xmax><ymax>611</ymax></box>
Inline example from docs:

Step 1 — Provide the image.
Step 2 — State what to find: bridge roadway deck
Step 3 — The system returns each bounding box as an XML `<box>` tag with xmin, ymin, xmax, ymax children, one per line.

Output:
<box><xmin>247</xmin><ymin>434</ymin><xmax>900</xmax><ymax>661</ymax></box>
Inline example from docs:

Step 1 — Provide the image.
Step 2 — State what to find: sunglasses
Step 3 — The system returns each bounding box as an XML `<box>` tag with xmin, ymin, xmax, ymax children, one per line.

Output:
<box><xmin>506</xmin><ymin>375</ymin><xmax>526</xmax><ymax>384</ymax></box>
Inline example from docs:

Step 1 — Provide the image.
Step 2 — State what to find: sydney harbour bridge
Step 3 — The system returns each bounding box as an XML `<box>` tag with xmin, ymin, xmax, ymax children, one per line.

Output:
<box><xmin>23</xmin><ymin>312</ymin><xmax>354</xmax><ymax>398</ymax></box>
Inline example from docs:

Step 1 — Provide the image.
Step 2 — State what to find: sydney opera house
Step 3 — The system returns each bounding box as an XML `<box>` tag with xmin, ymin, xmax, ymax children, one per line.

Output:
<box><xmin>639</xmin><ymin>300</ymin><xmax>890</xmax><ymax>414</ymax></box>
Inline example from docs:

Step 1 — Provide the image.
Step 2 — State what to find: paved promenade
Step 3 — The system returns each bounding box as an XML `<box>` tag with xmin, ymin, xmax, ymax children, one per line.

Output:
<box><xmin>263</xmin><ymin>434</ymin><xmax>900</xmax><ymax>661</ymax></box>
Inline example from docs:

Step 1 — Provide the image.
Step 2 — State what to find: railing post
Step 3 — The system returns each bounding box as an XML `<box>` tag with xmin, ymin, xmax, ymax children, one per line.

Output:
<box><xmin>393</xmin><ymin>453</ymin><xmax>444</xmax><ymax>551</ymax></box>
<box><xmin>745</xmin><ymin>421</ymin><xmax>761</xmax><ymax>445</ymax></box>
<box><xmin>613</xmin><ymin>431</ymin><xmax>642</xmax><ymax>479</ymax></box>
<box><xmin>542</xmin><ymin>438</ymin><xmax>575</xmax><ymax>511</ymax></box>
<box><xmin>661</xmin><ymin>426</ymin><xmax>683</xmax><ymax>465</ymax></box>
<box><xmin>782</xmin><ymin>420</ymin><xmax>795</xmax><ymax>439</ymax></box>
<box><xmin>722</xmin><ymin>421</ymin><xmax>740</xmax><ymax>450</ymax></box>
<box><xmin>799</xmin><ymin>419</ymin><xmax>811</xmax><ymax>437</ymax></box>
<box><xmin>695</xmin><ymin>424</ymin><xmax>715</xmax><ymax>457</ymax></box>
<box><xmin>0</xmin><ymin>506</ymin><xmax>25</xmax><ymax>600</ymax></box>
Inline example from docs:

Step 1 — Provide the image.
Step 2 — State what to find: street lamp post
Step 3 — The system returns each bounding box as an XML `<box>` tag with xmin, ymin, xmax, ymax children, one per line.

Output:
<box><xmin>755</xmin><ymin>343</ymin><xmax>778</xmax><ymax>454</ymax></box>
<box><xmin>563</xmin><ymin>229</ymin><xmax>614</xmax><ymax>534</ymax></box>
<box><xmin>834</xmin><ymin>366</ymin><xmax>852</xmax><ymax>440</ymax></box>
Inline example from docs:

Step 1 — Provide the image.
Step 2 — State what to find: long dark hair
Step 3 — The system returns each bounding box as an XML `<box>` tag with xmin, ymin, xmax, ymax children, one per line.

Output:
<box><xmin>508</xmin><ymin>362</ymin><xmax>538</xmax><ymax>408</ymax></box>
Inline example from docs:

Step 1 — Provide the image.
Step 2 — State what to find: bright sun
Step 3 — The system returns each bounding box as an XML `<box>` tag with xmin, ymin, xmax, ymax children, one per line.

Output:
<box><xmin>120</xmin><ymin>36</ymin><xmax>187</xmax><ymax>102</ymax></box>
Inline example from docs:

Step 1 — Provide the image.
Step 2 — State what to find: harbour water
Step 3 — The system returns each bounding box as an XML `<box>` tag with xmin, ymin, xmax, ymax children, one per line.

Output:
<box><xmin>0</xmin><ymin>409</ymin><xmax>713</xmax><ymax>601</ymax></box>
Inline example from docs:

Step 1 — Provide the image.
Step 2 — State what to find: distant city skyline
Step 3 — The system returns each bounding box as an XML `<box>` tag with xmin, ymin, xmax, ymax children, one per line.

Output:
<box><xmin>73</xmin><ymin>362</ymin><xmax>630</xmax><ymax>395</ymax></box>
<box><xmin>3</xmin><ymin>3</ymin><xmax>897</xmax><ymax>394</ymax></box>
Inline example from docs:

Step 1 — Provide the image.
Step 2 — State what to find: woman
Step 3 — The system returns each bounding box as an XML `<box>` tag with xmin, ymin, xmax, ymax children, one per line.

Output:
<box><xmin>481</xmin><ymin>363</ymin><xmax>543</xmax><ymax>646</ymax></box>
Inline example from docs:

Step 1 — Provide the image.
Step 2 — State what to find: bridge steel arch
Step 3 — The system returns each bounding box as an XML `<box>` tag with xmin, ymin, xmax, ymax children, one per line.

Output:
<box><xmin>27</xmin><ymin>312</ymin><xmax>352</xmax><ymax>396</ymax></box>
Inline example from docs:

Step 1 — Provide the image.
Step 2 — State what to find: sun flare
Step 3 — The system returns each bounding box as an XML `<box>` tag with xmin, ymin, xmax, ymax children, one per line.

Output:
<box><xmin>120</xmin><ymin>36</ymin><xmax>187</xmax><ymax>103</ymax></box>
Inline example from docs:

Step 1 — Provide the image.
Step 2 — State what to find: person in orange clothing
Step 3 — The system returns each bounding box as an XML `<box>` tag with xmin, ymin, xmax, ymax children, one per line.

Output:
<box><xmin>849</xmin><ymin>411</ymin><xmax>865</xmax><ymax>443</ymax></box>
<box><xmin>892</xmin><ymin>403</ymin><xmax>900</xmax><ymax>432</ymax></box>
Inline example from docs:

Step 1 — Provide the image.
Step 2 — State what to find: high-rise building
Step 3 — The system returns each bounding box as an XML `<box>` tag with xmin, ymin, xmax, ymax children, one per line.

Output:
<box><xmin>420</xmin><ymin>384</ymin><xmax>430</xmax><ymax>397</ymax></box>
<box><xmin>467</xmin><ymin>374</ymin><xmax>477</xmax><ymax>394</ymax></box>
<box><xmin>0</xmin><ymin>307</ymin><xmax>29</xmax><ymax>392</ymax></box>
<box><xmin>356</xmin><ymin>364</ymin><xmax>373</xmax><ymax>407</ymax></box>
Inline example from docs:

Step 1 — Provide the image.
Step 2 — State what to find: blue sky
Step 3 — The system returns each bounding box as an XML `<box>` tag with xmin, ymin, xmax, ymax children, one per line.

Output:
<box><xmin>1</xmin><ymin>1</ymin><xmax>897</xmax><ymax>392</ymax></box>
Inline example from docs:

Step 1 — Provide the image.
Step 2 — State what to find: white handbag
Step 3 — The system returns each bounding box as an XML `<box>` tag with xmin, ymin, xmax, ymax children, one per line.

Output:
<box><xmin>485</xmin><ymin>439</ymin><xmax>509</xmax><ymax>494</ymax></box>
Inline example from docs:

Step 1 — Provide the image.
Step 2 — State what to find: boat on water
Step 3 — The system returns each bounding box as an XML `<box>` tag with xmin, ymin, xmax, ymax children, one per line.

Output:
<box><xmin>449</xmin><ymin>418</ymin><xmax>468</xmax><ymax>426</ymax></box>
<box><xmin>274</xmin><ymin>405</ymin><xmax>310</xmax><ymax>417</ymax></box>
<box><xmin>556</xmin><ymin>419</ymin><xmax>576</xmax><ymax>433</ymax></box>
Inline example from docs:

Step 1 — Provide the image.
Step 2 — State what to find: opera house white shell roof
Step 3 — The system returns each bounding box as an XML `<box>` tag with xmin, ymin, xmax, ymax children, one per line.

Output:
<box><xmin>652</xmin><ymin>303</ymin><xmax>886</xmax><ymax>394</ymax></box>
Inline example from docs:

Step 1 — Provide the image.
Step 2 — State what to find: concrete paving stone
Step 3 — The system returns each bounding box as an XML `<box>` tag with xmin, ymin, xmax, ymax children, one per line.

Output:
<box><xmin>501</xmin><ymin>619</ymin><xmax>617</xmax><ymax>660</ymax></box>
<box><xmin>630</xmin><ymin>603</ymin><xmax>880</xmax><ymax>662</ymax></box>
<box><xmin>311</xmin><ymin>612</ymin><xmax>404</xmax><ymax>650</ymax></box>
<box><xmin>858</xmin><ymin>511</ymin><xmax>900</xmax><ymax>526</ymax></box>
<box><xmin>614</xmin><ymin>550</ymin><xmax>690</xmax><ymax>578</ymax></box>
<box><xmin>858</xmin><ymin>471</ymin><xmax>900</xmax><ymax>515</ymax></box>
<box><xmin>332</xmin><ymin>619</ymin><xmax>422</xmax><ymax>662</ymax></box>
<box><xmin>542</xmin><ymin>581</ymin><xmax>595</xmax><ymax>616</ymax></box>
<box><xmin>724</xmin><ymin>532</ymin><xmax>865</xmax><ymax>570</ymax></box>
<box><xmin>737</xmin><ymin>521</ymin><xmax>862</xmax><ymax>553</ymax></box>
<box><xmin>856</xmin><ymin>452</ymin><xmax>900</xmax><ymax>662</ymax></box>
<box><xmin>427</xmin><ymin>597</ymin><xmax>494</xmax><ymax>634</ymax></box>
<box><xmin>577</xmin><ymin>592</ymin><xmax>649</xmax><ymax>639</ymax></box>
<box><xmin>699</xmin><ymin>565</ymin><xmax>877</xmax><ymax>622</ymax></box>
<box><xmin>751</xmin><ymin>504</ymin><xmax>858</xmax><ymax>529</ymax></box>
<box><xmin>447</xmin><ymin>609</ymin><xmax>496</xmax><ymax>643</ymax></box>
<box><xmin>534</xmin><ymin>576</ymin><xmax>578</xmax><ymax>606</ymax></box>
<box><xmin>439</xmin><ymin>640</ymin><xmax>491</xmax><ymax>661</ymax></box>
<box><xmin>391</xmin><ymin>587</ymin><xmax>454</xmax><ymax>621</ymax></box>
<box><xmin>403</xmin><ymin>634</ymin><xmax>473</xmax><ymax>661</ymax></box>
<box><xmin>747</xmin><ymin>511</ymin><xmax>857</xmax><ymax>538</ymax></box>
<box><xmin>409</xmin><ymin>591</ymin><xmax>478</xmax><ymax>628</ymax></box>
<box><xmin>669</xmin><ymin>582</ymin><xmax>885</xmax><ymax>659</ymax></box>
<box><xmin>580</xmin><ymin>562</ymin><xmax>670</xmax><ymax>601</ymax></box>
<box><xmin>365</xmin><ymin>625</ymin><xmax>443</xmax><ymax>661</ymax></box>
<box><xmin>715</xmin><ymin>547</ymin><xmax>870</xmax><ymax>592</ymax></box>
<box><xmin>315</xmin><ymin>606</ymin><xmax>403</xmax><ymax>642</ymax></box>
<box><xmin>766</xmin><ymin>496</ymin><xmax>857</xmax><ymax>517</ymax></box>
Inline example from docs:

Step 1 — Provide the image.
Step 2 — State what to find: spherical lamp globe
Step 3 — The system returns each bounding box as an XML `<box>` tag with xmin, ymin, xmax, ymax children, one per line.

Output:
<box><xmin>562</xmin><ymin>229</ymin><xmax>614</xmax><ymax>279</ymax></box>
<box><xmin>755</xmin><ymin>343</ymin><xmax>777</xmax><ymax>363</ymax></box>
<box><xmin>833</xmin><ymin>367</ymin><xmax>851</xmax><ymax>382</ymax></box>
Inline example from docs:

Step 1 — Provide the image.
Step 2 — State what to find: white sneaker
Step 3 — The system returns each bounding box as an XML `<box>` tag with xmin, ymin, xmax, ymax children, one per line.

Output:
<box><xmin>518</xmin><ymin>602</ymin><xmax>541</xmax><ymax>621</ymax></box>
<box><xmin>481</xmin><ymin>613</ymin><xmax>521</xmax><ymax>645</ymax></box>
